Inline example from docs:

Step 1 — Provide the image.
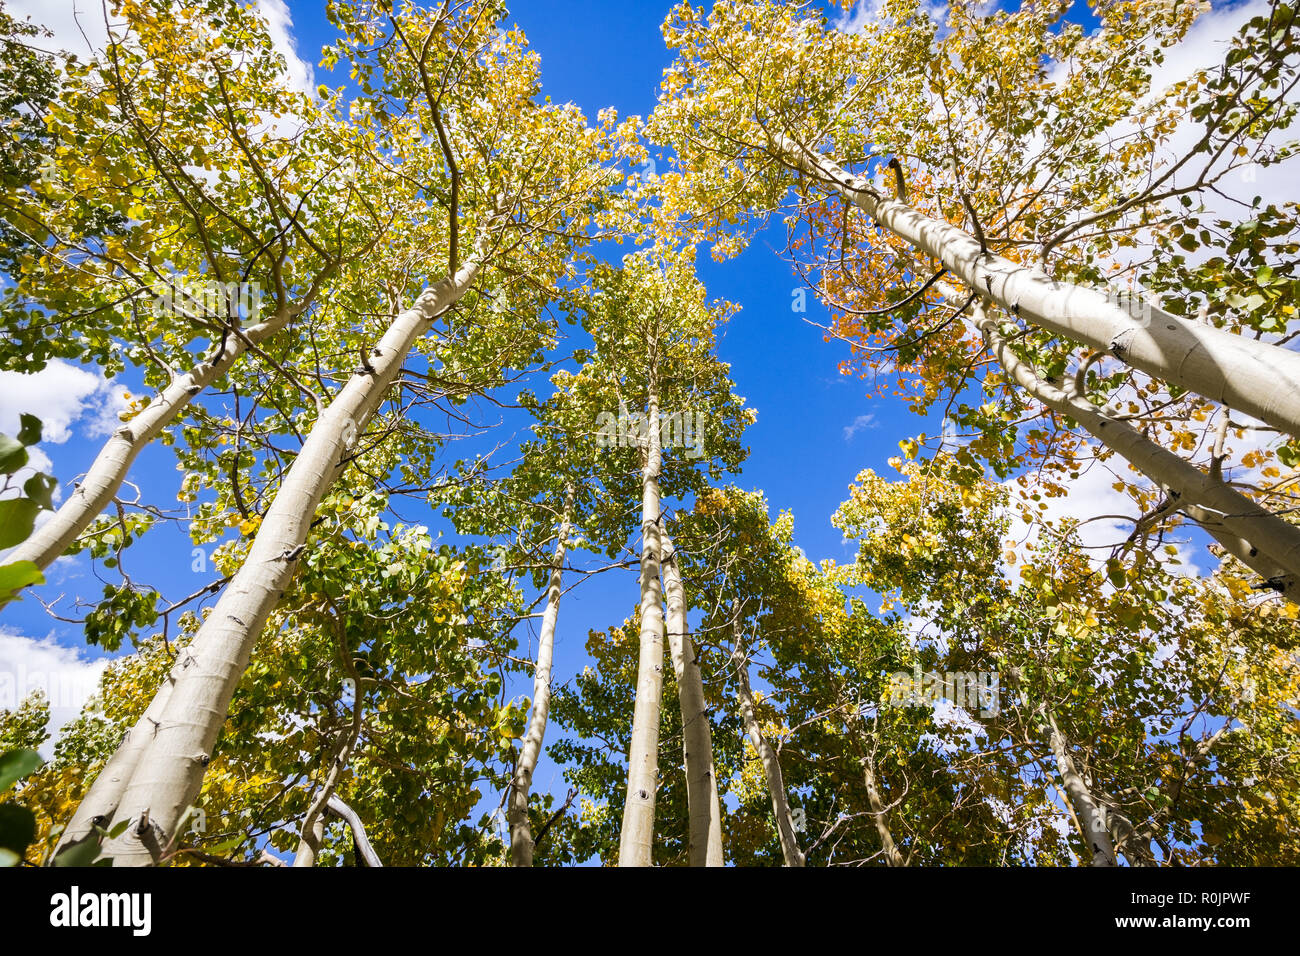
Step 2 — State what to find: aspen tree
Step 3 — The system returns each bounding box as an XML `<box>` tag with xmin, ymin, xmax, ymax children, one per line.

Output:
<box><xmin>57</xmin><ymin>0</ymin><xmax>630</xmax><ymax>864</ymax></box>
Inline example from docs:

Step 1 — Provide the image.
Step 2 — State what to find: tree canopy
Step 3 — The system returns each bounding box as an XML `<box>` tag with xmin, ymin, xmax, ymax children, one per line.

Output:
<box><xmin>0</xmin><ymin>0</ymin><xmax>1297</xmax><ymax>869</ymax></box>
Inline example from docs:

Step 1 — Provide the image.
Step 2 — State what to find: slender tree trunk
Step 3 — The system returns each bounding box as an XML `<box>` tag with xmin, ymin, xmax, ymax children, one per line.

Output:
<box><xmin>772</xmin><ymin>133</ymin><xmax>1300</xmax><ymax>441</ymax></box>
<box><xmin>295</xmin><ymin>815</ymin><xmax>327</xmax><ymax>868</ymax></box>
<box><xmin>8</xmin><ymin>288</ymin><xmax>322</xmax><ymax>576</ymax></box>
<box><xmin>1046</xmin><ymin>710</ymin><xmax>1117</xmax><ymax>866</ymax></box>
<box><xmin>661</xmin><ymin>535</ymin><xmax>723</xmax><ymax>866</ymax></box>
<box><xmin>961</xmin><ymin>294</ymin><xmax>1300</xmax><ymax>598</ymax></box>
<box><xmin>618</xmin><ymin>387</ymin><xmax>666</xmax><ymax>867</ymax></box>
<box><xmin>861</xmin><ymin>746</ymin><xmax>905</xmax><ymax>867</ymax></box>
<box><xmin>327</xmin><ymin>795</ymin><xmax>382</xmax><ymax>867</ymax></box>
<box><xmin>294</xmin><ymin>674</ymin><xmax>363</xmax><ymax>868</ymax></box>
<box><xmin>506</xmin><ymin>487</ymin><xmax>573</xmax><ymax>867</ymax></box>
<box><xmin>730</xmin><ymin>606</ymin><xmax>804</xmax><ymax>867</ymax></box>
<box><xmin>65</xmin><ymin>233</ymin><xmax>493</xmax><ymax>866</ymax></box>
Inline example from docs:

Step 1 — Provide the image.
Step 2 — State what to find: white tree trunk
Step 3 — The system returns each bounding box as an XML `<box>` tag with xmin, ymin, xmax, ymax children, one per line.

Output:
<box><xmin>966</xmin><ymin>296</ymin><xmax>1300</xmax><ymax>598</ymax></box>
<box><xmin>53</xmin><ymin>677</ymin><xmax>177</xmax><ymax>855</ymax></box>
<box><xmin>772</xmin><ymin>133</ymin><xmax>1300</xmax><ymax>440</ymax></box>
<box><xmin>294</xmin><ymin>676</ymin><xmax>363</xmax><ymax>868</ymax></box>
<box><xmin>618</xmin><ymin>389</ymin><xmax>666</xmax><ymax>867</ymax></box>
<box><xmin>1047</xmin><ymin>710</ymin><xmax>1117</xmax><ymax>866</ymax></box>
<box><xmin>730</xmin><ymin>609</ymin><xmax>804</xmax><ymax>866</ymax></box>
<box><xmin>327</xmin><ymin>795</ymin><xmax>382</xmax><ymax>867</ymax></box>
<box><xmin>661</xmin><ymin>535</ymin><xmax>723</xmax><ymax>866</ymax></box>
<box><xmin>70</xmin><ymin>239</ymin><xmax>492</xmax><ymax>866</ymax></box>
<box><xmin>506</xmin><ymin>489</ymin><xmax>572</xmax><ymax>867</ymax></box>
<box><xmin>294</xmin><ymin>814</ymin><xmax>327</xmax><ymax>868</ymax></box>
<box><xmin>861</xmin><ymin>748</ymin><xmax>904</xmax><ymax>867</ymax></box>
<box><xmin>9</xmin><ymin>295</ymin><xmax>316</xmax><ymax>574</ymax></box>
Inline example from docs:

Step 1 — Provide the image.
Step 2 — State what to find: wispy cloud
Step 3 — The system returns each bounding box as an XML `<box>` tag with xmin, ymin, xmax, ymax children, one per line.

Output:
<box><xmin>843</xmin><ymin>412</ymin><xmax>878</xmax><ymax>441</ymax></box>
<box><xmin>257</xmin><ymin>0</ymin><xmax>316</xmax><ymax>95</ymax></box>
<box><xmin>11</xmin><ymin>0</ymin><xmax>316</xmax><ymax>96</ymax></box>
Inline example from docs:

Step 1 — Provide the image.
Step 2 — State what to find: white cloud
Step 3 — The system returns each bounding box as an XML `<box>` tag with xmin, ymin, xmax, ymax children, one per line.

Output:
<box><xmin>1142</xmin><ymin>0</ymin><xmax>1295</xmax><ymax>225</ymax></box>
<box><xmin>8</xmin><ymin>0</ymin><xmax>111</xmax><ymax>60</ymax></box>
<box><xmin>843</xmin><ymin>411</ymin><xmax>878</xmax><ymax>441</ymax></box>
<box><xmin>0</xmin><ymin>359</ymin><xmax>121</xmax><ymax>444</ymax></box>
<box><xmin>1065</xmin><ymin>0</ymin><xmax>1296</xmax><ymax>286</ymax></box>
<box><xmin>0</xmin><ymin>360</ymin><xmax>129</xmax><ymax>511</ymax></box>
<box><xmin>11</xmin><ymin>0</ymin><xmax>316</xmax><ymax>96</ymax></box>
<box><xmin>257</xmin><ymin>0</ymin><xmax>316</xmax><ymax>95</ymax></box>
<box><xmin>1003</xmin><ymin>444</ymin><xmax>1205</xmax><ymax>579</ymax></box>
<box><xmin>836</xmin><ymin>0</ymin><xmax>954</xmax><ymax>34</ymax></box>
<box><xmin>0</xmin><ymin>628</ymin><xmax>107</xmax><ymax>758</ymax></box>
<box><xmin>1147</xmin><ymin>0</ymin><xmax>1270</xmax><ymax>97</ymax></box>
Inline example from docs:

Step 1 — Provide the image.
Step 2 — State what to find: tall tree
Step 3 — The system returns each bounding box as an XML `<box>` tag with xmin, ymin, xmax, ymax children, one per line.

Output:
<box><xmin>557</xmin><ymin>245</ymin><xmax>749</xmax><ymax>865</ymax></box>
<box><xmin>648</xmin><ymin>0</ymin><xmax>1300</xmax><ymax>594</ymax></box>
<box><xmin>57</xmin><ymin>0</ymin><xmax>627</xmax><ymax>865</ymax></box>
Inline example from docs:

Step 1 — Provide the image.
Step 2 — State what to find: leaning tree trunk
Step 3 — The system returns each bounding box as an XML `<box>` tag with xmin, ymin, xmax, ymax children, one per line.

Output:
<box><xmin>8</xmin><ymin>285</ymin><xmax>325</xmax><ymax>577</ymax></box>
<box><xmin>861</xmin><ymin>744</ymin><xmax>905</xmax><ymax>867</ymax></box>
<box><xmin>772</xmin><ymin>133</ymin><xmax>1300</xmax><ymax>441</ymax></box>
<box><xmin>54</xmin><ymin>678</ymin><xmax>178</xmax><ymax>854</ymax></box>
<box><xmin>957</xmin><ymin>292</ymin><xmax>1300</xmax><ymax>598</ymax></box>
<box><xmin>506</xmin><ymin>487</ymin><xmax>573</xmax><ymax>867</ymax></box>
<box><xmin>294</xmin><ymin>664</ymin><xmax>363</xmax><ymax>868</ymax></box>
<box><xmin>1046</xmin><ymin>710</ymin><xmax>1118</xmax><ymax>867</ymax></box>
<box><xmin>618</xmin><ymin>386</ymin><xmax>667</xmax><ymax>868</ymax></box>
<box><xmin>730</xmin><ymin>606</ymin><xmax>805</xmax><ymax>867</ymax></box>
<box><xmin>327</xmin><ymin>795</ymin><xmax>382</xmax><ymax>867</ymax></box>
<box><xmin>661</xmin><ymin>534</ymin><xmax>723</xmax><ymax>866</ymax></box>
<box><xmin>62</xmin><ymin>233</ymin><xmax>494</xmax><ymax>866</ymax></box>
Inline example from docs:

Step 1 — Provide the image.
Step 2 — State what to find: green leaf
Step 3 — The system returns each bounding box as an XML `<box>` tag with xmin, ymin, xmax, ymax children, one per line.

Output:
<box><xmin>0</xmin><ymin>847</ymin><xmax>19</xmax><ymax>867</ymax></box>
<box><xmin>52</xmin><ymin>834</ymin><xmax>104</xmax><ymax>867</ymax></box>
<box><xmin>0</xmin><ymin>748</ymin><xmax>43</xmax><ymax>792</ymax></box>
<box><xmin>16</xmin><ymin>414</ymin><xmax>41</xmax><ymax>446</ymax></box>
<box><xmin>0</xmin><ymin>498</ymin><xmax>40</xmax><ymax>550</ymax></box>
<box><xmin>202</xmin><ymin>834</ymin><xmax>245</xmax><ymax>855</ymax></box>
<box><xmin>22</xmin><ymin>473</ymin><xmax>56</xmax><ymax>510</ymax></box>
<box><xmin>0</xmin><ymin>436</ymin><xmax>27</xmax><ymax>475</ymax></box>
<box><xmin>0</xmin><ymin>561</ymin><xmax>43</xmax><ymax>607</ymax></box>
<box><xmin>0</xmin><ymin>803</ymin><xmax>37</xmax><ymax>856</ymax></box>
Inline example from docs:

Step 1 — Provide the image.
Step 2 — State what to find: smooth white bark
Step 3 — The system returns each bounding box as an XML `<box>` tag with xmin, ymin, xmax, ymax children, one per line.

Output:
<box><xmin>861</xmin><ymin>749</ymin><xmax>904</xmax><ymax>867</ymax></box>
<box><xmin>9</xmin><ymin>295</ymin><xmax>315</xmax><ymax>575</ymax></box>
<box><xmin>53</xmin><ymin>678</ymin><xmax>176</xmax><ymax>856</ymax></box>
<box><xmin>294</xmin><ymin>678</ymin><xmax>363</xmax><ymax>868</ymax></box>
<box><xmin>772</xmin><ymin>133</ymin><xmax>1300</xmax><ymax>441</ymax></box>
<box><xmin>618</xmin><ymin>389</ymin><xmax>666</xmax><ymax>867</ymax></box>
<box><xmin>327</xmin><ymin>794</ymin><xmax>382</xmax><ymax>867</ymax></box>
<box><xmin>72</xmin><ymin>238</ymin><xmax>491</xmax><ymax>866</ymax></box>
<box><xmin>730</xmin><ymin>610</ymin><xmax>805</xmax><ymax>867</ymax></box>
<box><xmin>966</xmin><ymin>297</ymin><xmax>1300</xmax><ymax>598</ymax></box>
<box><xmin>661</xmin><ymin>535</ymin><xmax>723</xmax><ymax>866</ymax></box>
<box><xmin>506</xmin><ymin>490</ymin><xmax>572</xmax><ymax>867</ymax></box>
<box><xmin>1047</xmin><ymin>710</ymin><xmax>1117</xmax><ymax>866</ymax></box>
